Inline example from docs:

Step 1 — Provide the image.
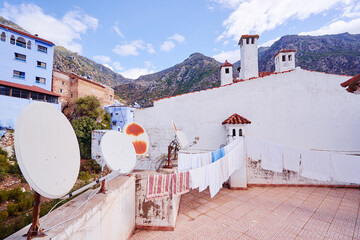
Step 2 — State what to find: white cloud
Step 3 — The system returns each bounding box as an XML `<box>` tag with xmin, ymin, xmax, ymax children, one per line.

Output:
<box><xmin>169</xmin><ymin>33</ymin><xmax>185</xmax><ymax>43</ymax></box>
<box><xmin>93</xmin><ymin>55</ymin><xmax>111</xmax><ymax>64</ymax></box>
<box><xmin>260</xmin><ymin>37</ymin><xmax>280</xmax><ymax>47</ymax></box>
<box><xmin>299</xmin><ymin>17</ymin><xmax>360</xmax><ymax>36</ymax></box>
<box><xmin>215</xmin><ymin>0</ymin><xmax>352</xmax><ymax>42</ymax></box>
<box><xmin>213</xmin><ymin>49</ymin><xmax>239</xmax><ymax>63</ymax></box>
<box><xmin>120</xmin><ymin>68</ymin><xmax>155</xmax><ymax>79</ymax></box>
<box><xmin>112</xmin><ymin>61</ymin><xmax>124</xmax><ymax>71</ymax></box>
<box><xmin>113</xmin><ymin>40</ymin><xmax>155</xmax><ymax>56</ymax></box>
<box><xmin>112</xmin><ymin>25</ymin><xmax>125</xmax><ymax>38</ymax></box>
<box><xmin>160</xmin><ymin>40</ymin><xmax>176</xmax><ymax>52</ymax></box>
<box><xmin>0</xmin><ymin>2</ymin><xmax>98</xmax><ymax>53</ymax></box>
<box><xmin>209</xmin><ymin>0</ymin><xmax>242</xmax><ymax>10</ymax></box>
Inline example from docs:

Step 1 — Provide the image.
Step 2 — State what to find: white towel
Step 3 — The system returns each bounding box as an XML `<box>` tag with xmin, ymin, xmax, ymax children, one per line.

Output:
<box><xmin>245</xmin><ymin>137</ymin><xmax>262</xmax><ymax>161</ymax></box>
<box><xmin>220</xmin><ymin>155</ymin><xmax>229</xmax><ymax>183</ymax></box>
<box><xmin>260</xmin><ymin>142</ymin><xmax>283</xmax><ymax>173</ymax></box>
<box><xmin>301</xmin><ymin>150</ymin><xmax>332</xmax><ymax>181</ymax></box>
<box><xmin>208</xmin><ymin>160</ymin><xmax>221</xmax><ymax>198</ymax></box>
<box><xmin>198</xmin><ymin>166</ymin><xmax>209</xmax><ymax>192</ymax></box>
<box><xmin>331</xmin><ymin>153</ymin><xmax>360</xmax><ymax>184</ymax></box>
<box><xmin>178</xmin><ymin>153</ymin><xmax>191</xmax><ymax>171</ymax></box>
<box><xmin>283</xmin><ymin>147</ymin><xmax>301</xmax><ymax>172</ymax></box>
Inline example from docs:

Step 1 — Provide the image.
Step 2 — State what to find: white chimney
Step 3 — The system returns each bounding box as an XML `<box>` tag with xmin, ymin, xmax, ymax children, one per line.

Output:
<box><xmin>239</xmin><ymin>35</ymin><xmax>259</xmax><ymax>80</ymax></box>
<box><xmin>274</xmin><ymin>49</ymin><xmax>296</xmax><ymax>73</ymax></box>
<box><xmin>220</xmin><ymin>60</ymin><xmax>233</xmax><ymax>86</ymax></box>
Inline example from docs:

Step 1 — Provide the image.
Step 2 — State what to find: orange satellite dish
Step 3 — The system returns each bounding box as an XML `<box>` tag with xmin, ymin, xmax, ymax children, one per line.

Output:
<box><xmin>123</xmin><ymin>122</ymin><xmax>149</xmax><ymax>155</ymax></box>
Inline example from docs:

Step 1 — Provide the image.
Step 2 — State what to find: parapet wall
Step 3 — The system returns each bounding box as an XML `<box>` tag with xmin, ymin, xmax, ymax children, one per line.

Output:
<box><xmin>7</xmin><ymin>175</ymin><xmax>135</xmax><ymax>240</ymax></box>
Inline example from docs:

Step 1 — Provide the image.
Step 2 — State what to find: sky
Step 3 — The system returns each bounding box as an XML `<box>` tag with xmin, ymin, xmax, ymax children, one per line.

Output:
<box><xmin>1</xmin><ymin>0</ymin><xmax>360</xmax><ymax>79</ymax></box>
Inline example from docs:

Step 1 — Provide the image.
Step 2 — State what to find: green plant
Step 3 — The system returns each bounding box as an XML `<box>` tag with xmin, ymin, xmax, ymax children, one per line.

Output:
<box><xmin>74</xmin><ymin>95</ymin><xmax>104</xmax><ymax>120</ymax></box>
<box><xmin>17</xmin><ymin>193</ymin><xmax>34</xmax><ymax>212</ymax></box>
<box><xmin>8</xmin><ymin>187</ymin><xmax>23</xmax><ymax>202</ymax></box>
<box><xmin>79</xmin><ymin>171</ymin><xmax>91</xmax><ymax>182</ymax></box>
<box><xmin>6</xmin><ymin>203</ymin><xmax>19</xmax><ymax>216</ymax></box>
<box><xmin>81</xmin><ymin>159</ymin><xmax>101</xmax><ymax>174</ymax></box>
<box><xmin>0</xmin><ymin>210</ymin><xmax>8</xmax><ymax>222</ymax></box>
<box><xmin>0</xmin><ymin>189</ymin><xmax>9</xmax><ymax>203</ymax></box>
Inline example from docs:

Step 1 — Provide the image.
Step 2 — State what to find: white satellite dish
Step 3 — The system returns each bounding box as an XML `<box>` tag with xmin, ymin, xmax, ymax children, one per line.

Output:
<box><xmin>14</xmin><ymin>102</ymin><xmax>80</xmax><ymax>199</ymax></box>
<box><xmin>123</xmin><ymin>122</ymin><xmax>149</xmax><ymax>155</ymax></box>
<box><xmin>100</xmin><ymin>131</ymin><xmax>136</xmax><ymax>173</ymax></box>
<box><xmin>176</xmin><ymin>130</ymin><xmax>190</xmax><ymax>149</ymax></box>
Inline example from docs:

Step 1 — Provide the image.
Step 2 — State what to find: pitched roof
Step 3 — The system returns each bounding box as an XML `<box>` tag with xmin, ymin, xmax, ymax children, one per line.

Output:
<box><xmin>220</xmin><ymin>60</ymin><xmax>233</xmax><ymax>69</ymax></box>
<box><xmin>0</xmin><ymin>80</ymin><xmax>60</xmax><ymax>96</ymax></box>
<box><xmin>70</xmin><ymin>73</ymin><xmax>106</xmax><ymax>89</ymax></box>
<box><xmin>274</xmin><ymin>49</ymin><xmax>296</xmax><ymax>58</ymax></box>
<box><xmin>0</xmin><ymin>24</ymin><xmax>55</xmax><ymax>46</ymax></box>
<box><xmin>222</xmin><ymin>113</ymin><xmax>251</xmax><ymax>125</ymax></box>
<box><xmin>340</xmin><ymin>73</ymin><xmax>360</xmax><ymax>93</ymax></box>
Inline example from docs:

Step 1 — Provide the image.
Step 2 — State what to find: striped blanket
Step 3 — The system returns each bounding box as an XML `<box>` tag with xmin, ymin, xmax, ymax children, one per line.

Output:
<box><xmin>172</xmin><ymin>171</ymin><xmax>190</xmax><ymax>195</ymax></box>
<box><xmin>146</xmin><ymin>174</ymin><xmax>171</xmax><ymax>199</ymax></box>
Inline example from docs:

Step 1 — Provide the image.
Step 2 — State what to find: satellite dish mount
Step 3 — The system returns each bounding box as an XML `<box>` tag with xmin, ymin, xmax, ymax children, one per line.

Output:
<box><xmin>25</xmin><ymin>192</ymin><xmax>45</xmax><ymax>239</ymax></box>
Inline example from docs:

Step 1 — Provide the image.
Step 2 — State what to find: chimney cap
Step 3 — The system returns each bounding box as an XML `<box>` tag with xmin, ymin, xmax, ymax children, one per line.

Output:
<box><xmin>220</xmin><ymin>60</ymin><xmax>234</xmax><ymax>69</ymax></box>
<box><xmin>238</xmin><ymin>34</ymin><xmax>259</xmax><ymax>45</ymax></box>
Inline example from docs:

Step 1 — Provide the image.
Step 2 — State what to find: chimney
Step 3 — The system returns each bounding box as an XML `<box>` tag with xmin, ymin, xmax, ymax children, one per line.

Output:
<box><xmin>220</xmin><ymin>60</ymin><xmax>233</xmax><ymax>86</ymax></box>
<box><xmin>238</xmin><ymin>35</ymin><xmax>259</xmax><ymax>80</ymax></box>
<box><xmin>274</xmin><ymin>49</ymin><xmax>296</xmax><ymax>73</ymax></box>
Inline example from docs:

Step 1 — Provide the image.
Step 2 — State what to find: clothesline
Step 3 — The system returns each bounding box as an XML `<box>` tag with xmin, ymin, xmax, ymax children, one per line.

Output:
<box><xmin>245</xmin><ymin>136</ymin><xmax>360</xmax><ymax>184</ymax></box>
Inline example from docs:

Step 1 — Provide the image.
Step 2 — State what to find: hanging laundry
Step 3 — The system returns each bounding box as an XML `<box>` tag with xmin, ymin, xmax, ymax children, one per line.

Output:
<box><xmin>301</xmin><ymin>150</ymin><xmax>332</xmax><ymax>181</ymax></box>
<box><xmin>331</xmin><ymin>153</ymin><xmax>360</xmax><ymax>184</ymax></box>
<box><xmin>198</xmin><ymin>166</ymin><xmax>209</xmax><ymax>192</ymax></box>
<box><xmin>261</xmin><ymin>142</ymin><xmax>283</xmax><ymax>173</ymax></box>
<box><xmin>211</xmin><ymin>147</ymin><xmax>225</xmax><ymax>162</ymax></box>
<box><xmin>220</xmin><ymin>155</ymin><xmax>229</xmax><ymax>183</ymax></box>
<box><xmin>172</xmin><ymin>171</ymin><xmax>190</xmax><ymax>195</ymax></box>
<box><xmin>146</xmin><ymin>174</ymin><xmax>171</xmax><ymax>199</ymax></box>
<box><xmin>189</xmin><ymin>167</ymin><xmax>202</xmax><ymax>189</ymax></box>
<box><xmin>208</xmin><ymin>160</ymin><xmax>221</xmax><ymax>198</ymax></box>
<box><xmin>283</xmin><ymin>147</ymin><xmax>301</xmax><ymax>172</ymax></box>
<box><xmin>178</xmin><ymin>153</ymin><xmax>192</xmax><ymax>172</ymax></box>
<box><xmin>245</xmin><ymin>137</ymin><xmax>264</xmax><ymax>161</ymax></box>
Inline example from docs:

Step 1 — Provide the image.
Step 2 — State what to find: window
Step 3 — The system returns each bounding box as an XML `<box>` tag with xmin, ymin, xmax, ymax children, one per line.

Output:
<box><xmin>112</xmin><ymin>121</ymin><xmax>117</xmax><ymax>126</ymax></box>
<box><xmin>46</xmin><ymin>95</ymin><xmax>57</xmax><ymax>104</ymax></box>
<box><xmin>37</xmin><ymin>93</ymin><xmax>45</xmax><ymax>101</ymax></box>
<box><xmin>225</xmin><ymin>68</ymin><xmax>230</xmax><ymax>74</ymax></box>
<box><xmin>62</xmin><ymin>81</ymin><xmax>64</xmax><ymax>85</ymax></box>
<box><xmin>10</xmin><ymin>35</ymin><xmax>15</xmax><ymax>44</ymax></box>
<box><xmin>13</xmin><ymin>70</ymin><xmax>25</xmax><ymax>79</ymax></box>
<box><xmin>282</xmin><ymin>55</ymin><xmax>286</xmax><ymax>62</ymax></box>
<box><xmin>20</xmin><ymin>90</ymin><xmax>29</xmax><ymax>99</ymax></box>
<box><xmin>246</xmin><ymin>38</ymin><xmax>249</xmax><ymax>44</ymax></box>
<box><xmin>12</xmin><ymin>88</ymin><xmax>20</xmax><ymax>98</ymax></box>
<box><xmin>115</xmin><ymin>113</ymin><xmax>118</xmax><ymax>115</ymax></box>
<box><xmin>31</xmin><ymin>92</ymin><xmax>38</xmax><ymax>100</ymax></box>
<box><xmin>37</xmin><ymin>45</ymin><xmax>47</xmax><ymax>53</ymax></box>
<box><xmin>0</xmin><ymin>86</ymin><xmax>10</xmax><ymax>96</ymax></box>
<box><xmin>37</xmin><ymin>61</ymin><xmax>46</xmax><ymax>69</ymax></box>
<box><xmin>251</xmin><ymin>38</ymin><xmax>254</xmax><ymax>44</ymax></box>
<box><xmin>14</xmin><ymin>53</ymin><xmax>26</xmax><ymax>62</ymax></box>
<box><xmin>111</xmin><ymin>113</ymin><xmax>113</xmax><ymax>116</ymax></box>
<box><xmin>239</xmin><ymin>129</ymin><xmax>243</xmax><ymax>136</ymax></box>
<box><xmin>16</xmin><ymin>37</ymin><xmax>26</xmax><ymax>48</ymax></box>
<box><xmin>60</xmin><ymin>89</ymin><xmax>63</xmax><ymax>93</ymax></box>
<box><xmin>35</xmin><ymin>77</ymin><xmax>46</xmax><ymax>84</ymax></box>
<box><xmin>110</xmin><ymin>95</ymin><xmax>112</xmax><ymax>100</ymax></box>
<box><xmin>288</xmin><ymin>55</ymin><xmax>292</xmax><ymax>61</ymax></box>
<box><xmin>1</xmin><ymin>32</ymin><xmax>5</xmax><ymax>42</ymax></box>
<box><xmin>70</xmin><ymin>93</ymin><xmax>73</xmax><ymax>98</ymax></box>
<box><xmin>232</xmin><ymin>129</ymin><xmax>236</xmax><ymax>137</ymax></box>
<box><xmin>27</xmin><ymin>40</ymin><xmax>31</xmax><ymax>50</ymax></box>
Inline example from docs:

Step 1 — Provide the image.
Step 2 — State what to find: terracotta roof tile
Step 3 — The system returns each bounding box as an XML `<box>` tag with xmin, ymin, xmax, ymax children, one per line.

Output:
<box><xmin>340</xmin><ymin>73</ymin><xmax>360</xmax><ymax>93</ymax></box>
<box><xmin>274</xmin><ymin>49</ymin><xmax>296</xmax><ymax>58</ymax></box>
<box><xmin>222</xmin><ymin>113</ymin><xmax>251</xmax><ymax>125</ymax></box>
<box><xmin>0</xmin><ymin>24</ymin><xmax>55</xmax><ymax>45</ymax></box>
<box><xmin>220</xmin><ymin>60</ymin><xmax>233</xmax><ymax>69</ymax></box>
<box><xmin>238</xmin><ymin>34</ymin><xmax>259</xmax><ymax>45</ymax></box>
<box><xmin>0</xmin><ymin>80</ymin><xmax>60</xmax><ymax>96</ymax></box>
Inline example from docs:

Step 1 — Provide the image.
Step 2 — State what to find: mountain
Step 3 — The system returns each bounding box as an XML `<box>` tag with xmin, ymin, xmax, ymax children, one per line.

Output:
<box><xmin>53</xmin><ymin>46</ymin><xmax>130</xmax><ymax>87</ymax></box>
<box><xmin>0</xmin><ymin>16</ymin><xmax>29</xmax><ymax>33</ymax></box>
<box><xmin>115</xmin><ymin>53</ymin><xmax>231</xmax><ymax>107</ymax></box>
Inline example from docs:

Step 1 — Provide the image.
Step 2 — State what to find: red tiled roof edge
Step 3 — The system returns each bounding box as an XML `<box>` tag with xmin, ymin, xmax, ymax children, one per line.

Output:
<box><xmin>340</xmin><ymin>73</ymin><xmax>360</xmax><ymax>93</ymax></box>
<box><xmin>238</xmin><ymin>34</ymin><xmax>259</xmax><ymax>44</ymax></box>
<box><xmin>274</xmin><ymin>49</ymin><xmax>296</xmax><ymax>58</ymax></box>
<box><xmin>220</xmin><ymin>60</ymin><xmax>233</xmax><ymax>69</ymax></box>
<box><xmin>0</xmin><ymin>80</ymin><xmax>60</xmax><ymax>96</ymax></box>
<box><xmin>0</xmin><ymin>24</ymin><xmax>55</xmax><ymax>46</ymax></box>
<box><xmin>222</xmin><ymin>113</ymin><xmax>251</xmax><ymax>125</ymax></box>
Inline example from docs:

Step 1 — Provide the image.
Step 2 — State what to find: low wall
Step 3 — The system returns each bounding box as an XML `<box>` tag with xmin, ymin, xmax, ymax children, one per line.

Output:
<box><xmin>7</xmin><ymin>175</ymin><xmax>135</xmax><ymax>240</ymax></box>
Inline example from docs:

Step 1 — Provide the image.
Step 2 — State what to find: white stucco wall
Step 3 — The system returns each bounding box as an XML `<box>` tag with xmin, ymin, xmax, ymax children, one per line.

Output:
<box><xmin>135</xmin><ymin>68</ymin><xmax>360</xmax><ymax>164</ymax></box>
<box><xmin>275</xmin><ymin>52</ymin><xmax>296</xmax><ymax>73</ymax></box>
<box><xmin>240</xmin><ymin>37</ymin><xmax>259</xmax><ymax>79</ymax></box>
<box><xmin>7</xmin><ymin>175</ymin><xmax>135</xmax><ymax>240</ymax></box>
<box><xmin>220</xmin><ymin>66</ymin><xmax>233</xmax><ymax>86</ymax></box>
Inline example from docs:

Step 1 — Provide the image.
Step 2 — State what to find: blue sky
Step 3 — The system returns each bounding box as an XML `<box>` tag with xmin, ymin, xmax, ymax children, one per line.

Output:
<box><xmin>1</xmin><ymin>0</ymin><xmax>360</xmax><ymax>79</ymax></box>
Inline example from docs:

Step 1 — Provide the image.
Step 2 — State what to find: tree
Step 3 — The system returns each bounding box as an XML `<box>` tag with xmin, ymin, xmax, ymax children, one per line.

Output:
<box><xmin>71</xmin><ymin>116</ymin><xmax>103</xmax><ymax>159</ymax></box>
<box><xmin>74</xmin><ymin>96</ymin><xmax>104</xmax><ymax>120</ymax></box>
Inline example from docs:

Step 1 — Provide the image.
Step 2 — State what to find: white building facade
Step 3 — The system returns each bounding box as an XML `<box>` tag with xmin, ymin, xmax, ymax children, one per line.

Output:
<box><xmin>0</xmin><ymin>24</ymin><xmax>59</xmax><ymax>129</ymax></box>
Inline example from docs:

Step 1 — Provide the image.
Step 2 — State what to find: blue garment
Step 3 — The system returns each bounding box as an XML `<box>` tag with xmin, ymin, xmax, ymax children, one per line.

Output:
<box><xmin>211</xmin><ymin>147</ymin><xmax>225</xmax><ymax>162</ymax></box>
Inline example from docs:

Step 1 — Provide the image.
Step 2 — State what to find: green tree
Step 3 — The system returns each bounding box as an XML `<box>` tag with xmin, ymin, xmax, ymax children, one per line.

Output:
<box><xmin>71</xmin><ymin>116</ymin><xmax>103</xmax><ymax>159</ymax></box>
<box><xmin>74</xmin><ymin>95</ymin><xmax>104</xmax><ymax>119</ymax></box>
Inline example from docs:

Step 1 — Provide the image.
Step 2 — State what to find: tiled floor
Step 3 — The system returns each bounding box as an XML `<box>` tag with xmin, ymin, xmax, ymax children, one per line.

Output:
<box><xmin>131</xmin><ymin>187</ymin><xmax>360</xmax><ymax>240</ymax></box>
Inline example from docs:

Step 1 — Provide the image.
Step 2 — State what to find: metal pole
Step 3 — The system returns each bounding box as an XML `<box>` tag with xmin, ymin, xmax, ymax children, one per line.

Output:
<box><xmin>26</xmin><ymin>192</ymin><xmax>45</xmax><ymax>239</ymax></box>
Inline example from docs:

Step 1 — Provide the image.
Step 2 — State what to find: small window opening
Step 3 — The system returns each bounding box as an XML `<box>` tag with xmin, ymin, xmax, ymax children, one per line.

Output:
<box><xmin>246</xmin><ymin>38</ymin><xmax>249</xmax><ymax>44</ymax></box>
<box><xmin>60</xmin><ymin>89</ymin><xmax>63</xmax><ymax>93</ymax></box>
<box><xmin>27</xmin><ymin>40</ymin><xmax>31</xmax><ymax>49</ymax></box>
<box><xmin>10</xmin><ymin>35</ymin><xmax>15</xmax><ymax>44</ymax></box>
<box><xmin>232</xmin><ymin>129</ymin><xmax>236</xmax><ymax>137</ymax></box>
<box><xmin>14</xmin><ymin>53</ymin><xmax>26</xmax><ymax>62</ymax></box>
<box><xmin>112</xmin><ymin>121</ymin><xmax>117</xmax><ymax>126</ymax></box>
<box><xmin>35</xmin><ymin>77</ymin><xmax>46</xmax><ymax>84</ymax></box>
<box><xmin>225</xmin><ymin>68</ymin><xmax>229</xmax><ymax>74</ymax></box>
<box><xmin>62</xmin><ymin>81</ymin><xmax>65</xmax><ymax>85</ymax></box>
<box><xmin>37</xmin><ymin>61</ymin><xmax>46</xmax><ymax>69</ymax></box>
<box><xmin>282</xmin><ymin>55</ymin><xmax>286</xmax><ymax>62</ymax></box>
<box><xmin>1</xmin><ymin>32</ymin><xmax>5</xmax><ymax>42</ymax></box>
<box><xmin>288</xmin><ymin>55</ymin><xmax>292</xmax><ymax>61</ymax></box>
<box><xmin>239</xmin><ymin>129</ymin><xmax>243</xmax><ymax>136</ymax></box>
<box><xmin>13</xmin><ymin>70</ymin><xmax>25</xmax><ymax>79</ymax></box>
<box><xmin>16</xmin><ymin>37</ymin><xmax>26</xmax><ymax>48</ymax></box>
<box><xmin>37</xmin><ymin>45</ymin><xmax>47</xmax><ymax>53</ymax></box>
<box><xmin>251</xmin><ymin>38</ymin><xmax>254</xmax><ymax>44</ymax></box>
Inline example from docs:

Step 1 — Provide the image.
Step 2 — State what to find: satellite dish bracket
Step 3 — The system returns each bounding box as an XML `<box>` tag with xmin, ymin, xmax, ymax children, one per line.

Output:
<box><xmin>24</xmin><ymin>192</ymin><xmax>46</xmax><ymax>239</ymax></box>
<box><xmin>163</xmin><ymin>136</ymin><xmax>180</xmax><ymax>169</ymax></box>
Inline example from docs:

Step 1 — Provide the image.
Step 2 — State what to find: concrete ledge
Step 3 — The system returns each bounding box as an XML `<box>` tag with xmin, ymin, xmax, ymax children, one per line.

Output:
<box><xmin>7</xmin><ymin>175</ymin><xmax>135</xmax><ymax>240</ymax></box>
<box><xmin>247</xmin><ymin>183</ymin><xmax>360</xmax><ymax>188</ymax></box>
<box><xmin>135</xmin><ymin>225</ymin><xmax>174</xmax><ymax>231</ymax></box>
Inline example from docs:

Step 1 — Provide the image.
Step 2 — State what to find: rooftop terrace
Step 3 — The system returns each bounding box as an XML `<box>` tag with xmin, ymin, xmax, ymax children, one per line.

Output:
<box><xmin>131</xmin><ymin>186</ymin><xmax>360</xmax><ymax>240</ymax></box>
